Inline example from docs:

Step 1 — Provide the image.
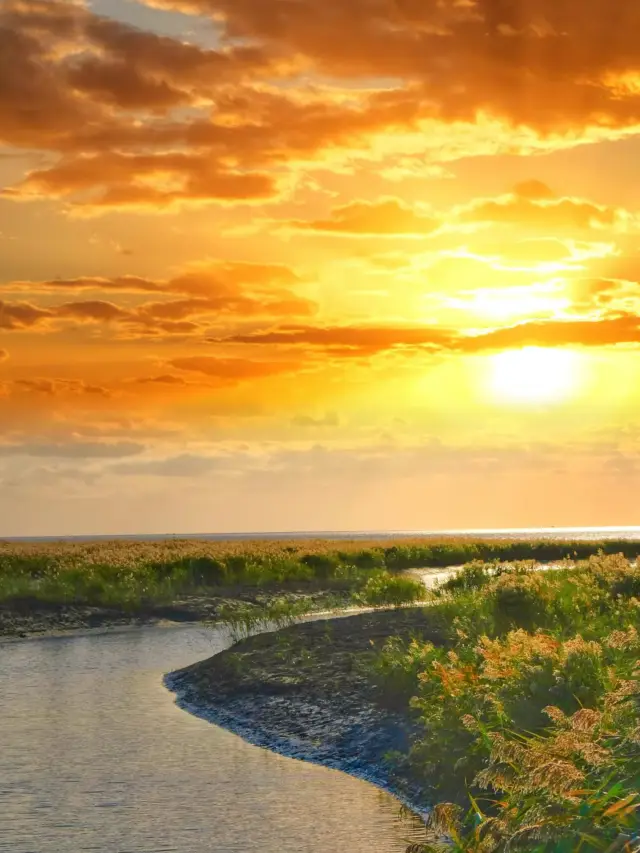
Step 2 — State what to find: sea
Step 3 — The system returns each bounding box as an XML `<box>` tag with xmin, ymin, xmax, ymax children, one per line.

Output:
<box><xmin>2</xmin><ymin>527</ymin><xmax>640</xmax><ymax>543</ymax></box>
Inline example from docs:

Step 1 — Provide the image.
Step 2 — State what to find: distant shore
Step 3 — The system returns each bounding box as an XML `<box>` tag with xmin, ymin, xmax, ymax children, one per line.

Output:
<box><xmin>4</xmin><ymin>534</ymin><xmax>640</xmax><ymax>639</ymax></box>
<box><xmin>4</xmin><ymin>525</ymin><xmax>640</xmax><ymax>543</ymax></box>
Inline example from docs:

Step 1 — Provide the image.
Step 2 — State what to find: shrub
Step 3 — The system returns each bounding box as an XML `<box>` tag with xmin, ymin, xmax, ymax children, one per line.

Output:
<box><xmin>442</xmin><ymin>561</ymin><xmax>494</xmax><ymax>593</ymax></box>
<box><xmin>351</xmin><ymin>549</ymin><xmax>385</xmax><ymax>570</ymax></box>
<box><xmin>369</xmin><ymin>554</ymin><xmax>640</xmax><ymax>851</ymax></box>
<box><xmin>187</xmin><ymin>556</ymin><xmax>227</xmax><ymax>586</ymax></box>
<box><xmin>300</xmin><ymin>552</ymin><xmax>340</xmax><ymax>578</ymax></box>
<box><xmin>490</xmin><ymin>571</ymin><xmax>553</xmax><ymax>631</ymax></box>
<box><xmin>358</xmin><ymin>572</ymin><xmax>425</xmax><ymax>607</ymax></box>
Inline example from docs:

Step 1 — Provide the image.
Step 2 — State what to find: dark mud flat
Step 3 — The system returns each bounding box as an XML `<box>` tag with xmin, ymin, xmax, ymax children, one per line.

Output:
<box><xmin>166</xmin><ymin>607</ymin><xmax>444</xmax><ymax>815</ymax></box>
<box><xmin>0</xmin><ymin>588</ymin><xmax>350</xmax><ymax>639</ymax></box>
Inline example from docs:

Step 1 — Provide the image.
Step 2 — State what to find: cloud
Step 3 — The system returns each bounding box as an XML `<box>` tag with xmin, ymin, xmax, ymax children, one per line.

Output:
<box><xmin>112</xmin><ymin>453</ymin><xmax>235</xmax><ymax>477</ymax></box>
<box><xmin>107</xmin><ymin>440</ymin><xmax>566</xmax><ymax>484</ymax></box>
<box><xmin>279</xmin><ymin>189</ymin><xmax>635</xmax><ymax>245</ymax></box>
<box><xmin>459</xmin><ymin>187</ymin><xmax>628</xmax><ymax>231</ymax></box>
<box><xmin>169</xmin><ymin>356</ymin><xmax>301</xmax><ymax>382</ymax></box>
<box><xmin>57</xmin><ymin>300</ymin><xmax>131</xmax><ymax>322</ymax></box>
<box><xmin>6</xmin><ymin>151</ymin><xmax>277</xmax><ymax>210</ymax></box>
<box><xmin>7</xmin><ymin>275</ymin><xmax>167</xmax><ymax>294</ymax></box>
<box><xmin>290</xmin><ymin>198</ymin><xmax>439</xmax><ymax>236</ymax></box>
<box><xmin>136</xmin><ymin>374</ymin><xmax>188</xmax><ymax>386</ymax></box>
<box><xmin>291</xmin><ymin>412</ymin><xmax>340</xmax><ymax>427</ymax></box>
<box><xmin>9</xmin><ymin>0</ymin><xmax>640</xmax><ymax>215</ymax></box>
<box><xmin>223</xmin><ymin>312</ymin><xmax>640</xmax><ymax>355</ymax></box>
<box><xmin>0</xmin><ymin>300</ymin><xmax>53</xmax><ymax>330</ymax></box>
<box><xmin>0</xmin><ymin>349</ymin><xmax>7</xmax><ymax>361</ymax></box>
<box><xmin>148</xmin><ymin>0</ymin><xmax>640</xmax><ymax>135</ymax></box>
<box><xmin>222</xmin><ymin>324</ymin><xmax>458</xmax><ymax>352</ymax></box>
<box><xmin>5</xmin><ymin>262</ymin><xmax>314</xmax><ymax>318</ymax></box>
<box><xmin>12</xmin><ymin>378</ymin><xmax>112</xmax><ymax>397</ymax></box>
<box><xmin>512</xmin><ymin>181</ymin><xmax>557</xmax><ymax>201</ymax></box>
<box><xmin>491</xmin><ymin>239</ymin><xmax>575</xmax><ymax>264</ymax></box>
<box><xmin>0</xmin><ymin>441</ymin><xmax>145</xmax><ymax>458</ymax></box>
<box><xmin>0</xmin><ymin>261</ymin><xmax>316</xmax><ymax>338</ymax></box>
<box><xmin>460</xmin><ymin>313</ymin><xmax>640</xmax><ymax>352</ymax></box>
<box><xmin>0</xmin><ymin>296</ymin><xmax>204</xmax><ymax>337</ymax></box>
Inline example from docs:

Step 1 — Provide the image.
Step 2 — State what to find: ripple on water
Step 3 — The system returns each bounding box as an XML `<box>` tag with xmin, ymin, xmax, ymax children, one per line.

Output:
<box><xmin>0</xmin><ymin>626</ymin><xmax>427</xmax><ymax>853</ymax></box>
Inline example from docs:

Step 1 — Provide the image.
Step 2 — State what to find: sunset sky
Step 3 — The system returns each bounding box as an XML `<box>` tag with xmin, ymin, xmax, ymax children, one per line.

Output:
<box><xmin>2</xmin><ymin>0</ymin><xmax>640</xmax><ymax>535</ymax></box>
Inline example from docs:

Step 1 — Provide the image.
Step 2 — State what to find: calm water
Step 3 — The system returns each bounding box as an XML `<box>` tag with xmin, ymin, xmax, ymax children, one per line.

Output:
<box><xmin>4</xmin><ymin>526</ymin><xmax>640</xmax><ymax>542</ymax></box>
<box><xmin>0</xmin><ymin>626</ymin><xmax>425</xmax><ymax>853</ymax></box>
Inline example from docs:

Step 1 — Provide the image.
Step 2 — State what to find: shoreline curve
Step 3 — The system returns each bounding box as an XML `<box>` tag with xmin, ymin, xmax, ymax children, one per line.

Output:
<box><xmin>163</xmin><ymin>667</ymin><xmax>431</xmax><ymax>822</ymax></box>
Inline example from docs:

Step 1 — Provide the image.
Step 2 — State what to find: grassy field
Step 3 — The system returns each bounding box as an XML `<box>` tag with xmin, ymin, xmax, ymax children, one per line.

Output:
<box><xmin>367</xmin><ymin>553</ymin><xmax>640</xmax><ymax>852</ymax></box>
<box><xmin>3</xmin><ymin>536</ymin><xmax>640</xmax><ymax>609</ymax></box>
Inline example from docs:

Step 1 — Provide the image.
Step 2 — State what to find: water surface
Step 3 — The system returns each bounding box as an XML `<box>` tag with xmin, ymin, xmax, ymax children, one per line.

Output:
<box><xmin>6</xmin><ymin>525</ymin><xmax>640</xmax><ymax>542</ymax></box>
<box><xmin>0</xmin><ymin>625</ymin><xmax>425</xmax><ymax>852</ymax></box>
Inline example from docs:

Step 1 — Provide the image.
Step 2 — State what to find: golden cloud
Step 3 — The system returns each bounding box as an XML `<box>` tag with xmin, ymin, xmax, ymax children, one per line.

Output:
<box><xmin>1</xmin><ymin>262</ymin><xmax>316</xmax><ymax>337</ymax></box>
<box><xmin>223</xmin><ymin>313</ymin><xmax>640</xmax><ymax>354</ymax></box>
<box><xmin>6</xmin><ymin>0</ymin><xmax>640</xmax><ymax>214</ymax></box>
<box><xmin>289</xmin><ymin>198</ymin><xmax>439</xmax><ymax>236</ymax></box>
<box><xmin>12</xmin><ymin>378</ymin><xmax>112</xmax><ymax>397</ymax></box>
<box><xmin>149</xmin><ymin>0</ymin><xmax>640</xmax><ymax>134</ymax></box>
<box><xmin>169</xmin><ymin>356</ymin><xmax>302</xmax><ymax>382</ymax></box>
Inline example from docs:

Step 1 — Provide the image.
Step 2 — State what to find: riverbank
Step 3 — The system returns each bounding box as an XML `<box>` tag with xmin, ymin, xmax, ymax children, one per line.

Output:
<box><xmin>164</xmin><ymin>607</ymin><xmax>442</xmax><ymax>818</ymax></box>
<box><xmin>0</xmin><ymin>587</ymin><xmax>353</xmax><ymax>639</ymax></box>
<box><xmin>165</xmin><ymin>553</ymin><xmax>640</xmax><ymax>852</ymax></box>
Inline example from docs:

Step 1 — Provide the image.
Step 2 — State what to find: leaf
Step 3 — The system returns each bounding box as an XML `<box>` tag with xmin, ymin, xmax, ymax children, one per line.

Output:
<box><xmin>603</xmin><ymin>794</ymin><xmax>639</xmax><ymax>818</ymax></box>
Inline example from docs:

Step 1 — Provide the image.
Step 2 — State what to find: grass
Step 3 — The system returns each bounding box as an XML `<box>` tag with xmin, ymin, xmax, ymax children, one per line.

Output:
<box><xmin>2</xmin><ymin>537</ymin><xmax>640</xmax><ymax>611</ymax></box>
<box><xmin>16</xmin><ymin>536</ymin><xmax>639</xmax><ymax>848</ymax></box>
<box><xmin>367</xmin><ymin>553</ymin><xmax>640</xmax><ymax>852</ymax></box>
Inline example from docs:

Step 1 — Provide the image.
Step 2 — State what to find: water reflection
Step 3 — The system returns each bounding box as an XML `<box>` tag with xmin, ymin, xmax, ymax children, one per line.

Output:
<box><xmin>0</xmin><ymin>626</ymin><xmax>425</xmax><ymax>852</ymax></box>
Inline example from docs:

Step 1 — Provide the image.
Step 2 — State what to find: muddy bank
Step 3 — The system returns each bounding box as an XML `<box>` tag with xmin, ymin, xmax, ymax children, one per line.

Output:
<box><xmin>0</xmin><ymin>587</ymin><xmax>350</xmax><ymax>639</ymax></box>
<box><xmin>165</xmin><ymin>607</ymin><xmax>445</xmax><ymax>816</ymax></box>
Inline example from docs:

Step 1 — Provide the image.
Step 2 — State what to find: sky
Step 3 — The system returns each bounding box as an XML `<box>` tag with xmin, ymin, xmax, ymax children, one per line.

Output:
<box><xmin>1</xmin><ymin>0</ymin><xmax>640</xmax><ymax>535</ymax></box>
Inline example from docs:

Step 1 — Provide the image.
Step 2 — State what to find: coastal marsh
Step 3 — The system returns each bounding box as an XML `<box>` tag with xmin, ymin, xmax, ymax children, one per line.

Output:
<box><xmin>2</xmin><ymin>536</ymin><xmax>640</xmax><ymax>610</ymax></box>
<box><xmin>166</xmin><ymin>550</ymin><xmax>640</xmax><ymax>853</ymax></box>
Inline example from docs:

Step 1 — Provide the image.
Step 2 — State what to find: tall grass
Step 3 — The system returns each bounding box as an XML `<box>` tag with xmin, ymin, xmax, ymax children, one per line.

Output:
<box><xmin>1</xmin><ymin>537</ymin><xmax>639</xmax><ymax>609</ymax></box>
<box><xmin>369</xmin><ymin>553</ymin><xmax>640</xmax><ymax>852</ymax></box>
<box><xmin>217</xmin><ymin>598</ymin><xmax>317</xmax><ymax>643</ymax></box>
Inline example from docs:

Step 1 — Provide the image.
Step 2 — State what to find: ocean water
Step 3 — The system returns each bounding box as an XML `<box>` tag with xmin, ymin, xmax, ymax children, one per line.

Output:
<box><xmin>3</xmin><ymin>526</ymin><xmax>640</xmax><ymax>543</ymax></box>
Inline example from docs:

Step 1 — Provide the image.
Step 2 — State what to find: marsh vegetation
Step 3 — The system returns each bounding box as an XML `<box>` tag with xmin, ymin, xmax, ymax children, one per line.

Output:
<box><xmin>371</xmin><ymin>553</ymin><xmax>640</xmax><ymax>852</ymax></box>
<box><xmin>164</xmin><ymin>547</ymin><xmax>640</xmax><ymax>852</ymax></box>
<box><xmin>2</xmin><ymin>536</ymin><xmax>640</xmax><ymax>610</ymax></box>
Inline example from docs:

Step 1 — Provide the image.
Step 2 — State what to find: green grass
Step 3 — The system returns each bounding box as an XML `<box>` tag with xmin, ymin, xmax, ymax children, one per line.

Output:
<box><xmin>368</xmin><ymin>553</ymin><xmax>640</xmax><ymax>852</ymax></box>
<box><xmin>356</xmin><ymin>572</ymin><xmax>426</xmax><ymax>607</ymax></box>
<box><xmin>2</xmin><ymin>537</ymin><xmax>640</xmax><ymax>611</ymax></box>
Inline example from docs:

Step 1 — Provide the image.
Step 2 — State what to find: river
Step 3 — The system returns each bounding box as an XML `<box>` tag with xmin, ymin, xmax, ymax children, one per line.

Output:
<box><xmin>0</xmin><ymin>625</ymin><xmax>426</xmax><ymax>852</ymax></box>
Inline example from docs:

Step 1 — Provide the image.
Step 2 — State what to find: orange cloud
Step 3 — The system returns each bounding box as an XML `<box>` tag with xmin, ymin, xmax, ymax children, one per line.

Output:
<box><xmin>290</xmin><ymin>198</ymin><xmax>439</xmax><ymax>236</ymax></box>
<box><xmin>223</xmin><ymin>324</ymin><xmax>457</xmax><ymax>351</ymax></box>
<box><xmin>223</xmin><ymin>313</ymin><xmax>640</xmax><ymax>354</ymax></box>
<box><xmin>6</xmin><ymin>152</ymin><xmax>277</xmax><ymax>210</ymax></box>
<box><xmin>150</xmin><ymin>0</ymin><xmax>640</xmax><ymax>134</ymax></box>
<box><xmin>12</xmin><ymin>378</ymin><xmax>112</xmax><ymax>397</ymax></box>
<box><xmin>1</xmin><ymin>262</ymin><xmax>316</xmax><ymax>337</ymax></box>
<box><xmin>0</xmin><ymin>300</ymin><xmax>53</xmax><ymax>330</ymax></box>
<box><xmin>459</xmin><ymin>186</ymin><xmax>627</xmax><ymax>231</ymax></box>
<box><xmin>169</xmin><ymin>356</ymin><xmax>301</xmax><ymax>382</ymax></box>
<box><xmin>4</xmin><ymin>0</ymin><xmax>640</xmax><ymax>219</ymax></box>
<box><xmin>0</xmin><ymin>440</ymin><xmax>145</xmax><ymax>459</ymax></box>
<box><xmin>461</xmin><ymin>313</ymin><xmax>640</xmax><ymax>351</ymax></box>
<box><xmin>136</xmin><ymin>374</ymin><xmax>188</xmax><ymax>386</ymax></box>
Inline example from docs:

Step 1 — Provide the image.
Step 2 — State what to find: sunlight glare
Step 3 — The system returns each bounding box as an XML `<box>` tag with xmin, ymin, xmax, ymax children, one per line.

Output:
<box><xmin>449</xmin><ymin>285</ymin><xmax>570</xmax><ymax>321</ymax></box>
<box><xmin>489</xmin><ymin>347</ymin><xmax>581</xmax><ymax>404</ymax></box>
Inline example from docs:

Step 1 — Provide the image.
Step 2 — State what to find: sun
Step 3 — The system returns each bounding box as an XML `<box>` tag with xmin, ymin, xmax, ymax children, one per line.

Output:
<box><xmin>488</xmin><ymin>347</ymin><xmax>581</xmax><ymax>404</ymax></box>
